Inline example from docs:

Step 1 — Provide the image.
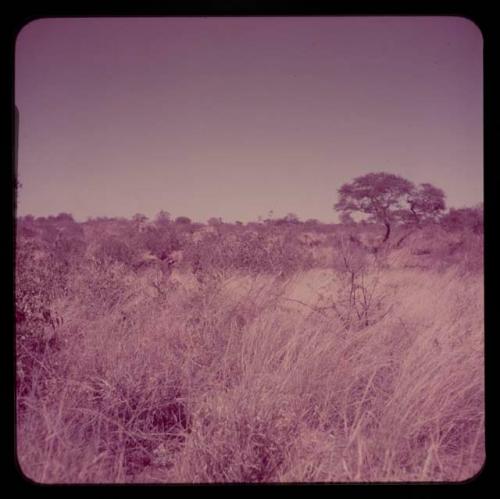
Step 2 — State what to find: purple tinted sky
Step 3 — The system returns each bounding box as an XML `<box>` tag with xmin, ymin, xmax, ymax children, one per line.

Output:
<box><xmin>15</xmin><ymin>17</ymin><xmax>482</xmax><ymax>223</ymax></box>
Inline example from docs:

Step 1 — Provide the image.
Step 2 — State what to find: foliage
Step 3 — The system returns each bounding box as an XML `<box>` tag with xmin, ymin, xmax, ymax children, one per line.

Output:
<box><xmin>335</xmin><ymin>173</ymin><xmax>446</xmax><ymax>242</ymax></box>
<box><xmin>175</xmin><ymin>216</ymin><xmax>192</xmax><ymax>225</ymax></box>
<box><xmin>140</xmin><ymin>225</ymin><xmax>183</xmax><ymax>260</ymax></box>
<box><xmin>406</xmin><ymin>183</ymin><xmax>446</xmax><ymax>224</ymax></box>
<box><xmin>441</xmin><ymin>205</ymin><xmax>483</xmax><ymax>234</ymax></box>
<box><xmin>207</xmin><ymin>217</ymin><xmax>223</xmax><ymax>226</ymax></box>
<box><xmin>93</xmin><ymin>236</ymin><xmax>141</xmax><ymax>266</ymax></box>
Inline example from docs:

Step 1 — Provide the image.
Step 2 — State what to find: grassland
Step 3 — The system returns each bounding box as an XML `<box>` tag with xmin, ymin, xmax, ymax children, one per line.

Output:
<box><xmin>15</xmin><ymin>217</ymin><xmax>484</xmax><ymax>483</ymax></box>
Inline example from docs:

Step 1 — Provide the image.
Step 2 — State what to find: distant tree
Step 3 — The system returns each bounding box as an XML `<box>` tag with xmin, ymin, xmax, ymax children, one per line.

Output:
<box><xmin>335</xmin><ymin>173</ymin><xmax>448</xmax><ymax>242</ymax></box>
<box><xmin>335</xmin><ymin>172</ymin><xmax>414</xmax><ymax>242</ymax></box>
<box><xmin>284</xmin><ymin>213</ymin><xmax>300</xmax><ymax>224</ymax></box>
<box><xmin>273</xmin><ymin>213</ymin><xmax>300</xmax><ymax>226</ymax></box>
<box><xmin>17</xmin><ymin>215</ymin><xmax>36</xmax><ymax>238</ymax></box>
<box><xmin>132</xmin><ymin>213</ymin><xmax>148</xmax><ymax>224</ymax></box>
<box><xmin>55</xmin><ymin>212</ymin><xmax>75</xmax><ymax>223</ymax></box>
<box><xmin>155</xmin><ymin>210</ymin><xmax>171</xmax><ymax>225</ymax></box>
<box><xmin>175</xmin><ymin>216</ymin><xmax>191</xmax><ymax>225</ymax></box>
<box><xmin>304</xmin><ymin>219</ymin><xmax>321</xmax><ymax>231</ymax></box>
<box><xmin>207</xmin><ymin>217</ymin><xmax>223</xmax><ymax>226</ymax></box>
<box><xmin>20</xmin><ymin>214</ymin><xmax>35</xmax><ymax>224</ymax></box>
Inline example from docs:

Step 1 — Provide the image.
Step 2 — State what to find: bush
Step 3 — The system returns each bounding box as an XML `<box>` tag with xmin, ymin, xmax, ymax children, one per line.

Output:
<box><xmin>93</xmin><ymin>236</ymin><xmax>141</xmax><ymax>267</ymax></box>
<box><xmin>441</xmin><ymin>206</ymin><xmax>483</xmax><ymax>234</ymax></box>
<box><xmin>175</xmin><ymin>216</ymin><xmax>192</xmax><ymax>225</ymax></box>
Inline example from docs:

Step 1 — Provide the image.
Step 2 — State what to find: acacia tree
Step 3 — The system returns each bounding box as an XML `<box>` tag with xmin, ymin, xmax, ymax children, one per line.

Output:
<box><xmin>334</xmin><ymin>173</ymin><xmax>415</xmax><ymax>242</ymax></box>
<box><xmin>335</xmin><ymin>173</ymin><xmax>447</xmax><ymax>243</ymax></box>
<box><xmin>406</xmin><ymin>183</ymin><xmax>446</xmax><ymax>225</ymax></box>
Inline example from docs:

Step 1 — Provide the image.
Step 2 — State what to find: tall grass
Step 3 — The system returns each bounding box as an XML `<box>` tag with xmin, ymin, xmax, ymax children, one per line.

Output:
<box><xmin>16</xmin><ymin>218</ymin><xmax>484</xmax><ymax>483</ymax></box>
<box><xmin>16</xmin><ymin>267</ymin><xmax>483</xmax><ymax>482</ymax></box>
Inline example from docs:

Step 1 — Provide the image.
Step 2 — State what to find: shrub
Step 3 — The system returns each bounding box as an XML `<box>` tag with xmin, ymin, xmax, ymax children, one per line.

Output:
<box><xmin>175</xmin><ymin>216</ymin><xmax>192</xmax><ymax>225</ymax></box>
<box><xmin>441</xmin><ymin>206</ymin><xmax>483</xmax><ymax>234</ymax></box>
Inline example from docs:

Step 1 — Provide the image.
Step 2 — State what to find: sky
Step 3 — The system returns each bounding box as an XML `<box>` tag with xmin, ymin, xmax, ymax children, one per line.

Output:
<box><xmin>15</xmin><ymin>17</ymin><xmax>483</xmax><ymax>223</ymax></box>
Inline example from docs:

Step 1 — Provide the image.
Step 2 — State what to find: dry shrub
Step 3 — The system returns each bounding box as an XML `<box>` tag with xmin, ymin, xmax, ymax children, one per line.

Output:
<box><xmin>388</xmin><ymin>224</ymin><xmax>483</xmax><ymax>273</ymax></box>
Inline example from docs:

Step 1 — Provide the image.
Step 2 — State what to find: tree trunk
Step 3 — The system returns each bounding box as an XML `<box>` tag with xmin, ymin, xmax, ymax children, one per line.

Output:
<box><xmin>410</xmin><ymin>206</ymin><xmax>420</xmax><ymax>226</ymax></box>
<box><xmin>383</xmin><ymin>222</ymin><xmax>391</xmax><ymax>243</ymax></box>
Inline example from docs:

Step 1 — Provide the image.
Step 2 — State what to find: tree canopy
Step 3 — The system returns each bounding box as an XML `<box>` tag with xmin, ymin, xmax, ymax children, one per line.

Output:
<box><xmin>406</xmin><ymin>183</ymin><xmax>446</xmax><ymax>224</ymax></box>
<box><xmin>334</xmin><ymin>172</ymin><xmax>446</xmax><ymax>242</ymax></box>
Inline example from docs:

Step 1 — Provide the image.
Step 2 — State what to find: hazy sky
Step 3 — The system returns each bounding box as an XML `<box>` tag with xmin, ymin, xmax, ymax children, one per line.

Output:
<box><xmin>15</xmin><ymin>17</ymin><xmax>483</xmax><ymax>223</ymax></box>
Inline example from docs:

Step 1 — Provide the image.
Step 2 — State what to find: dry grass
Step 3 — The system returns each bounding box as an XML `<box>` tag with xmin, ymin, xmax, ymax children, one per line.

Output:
<box><xmin>16</xmin><ymin>253</ymin><xmax>484</xmax><ymax>483</ymax></box>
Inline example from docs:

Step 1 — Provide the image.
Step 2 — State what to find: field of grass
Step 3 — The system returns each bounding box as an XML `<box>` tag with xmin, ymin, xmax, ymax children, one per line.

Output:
<box><xmin>15</xmin><ymin>217</ymin><xmax>484</xmax><ymax>483</ymax></box>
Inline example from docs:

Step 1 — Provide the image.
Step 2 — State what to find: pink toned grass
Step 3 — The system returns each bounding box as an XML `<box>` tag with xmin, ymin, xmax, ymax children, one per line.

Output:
<box><xmin>16</xmin><ymin>225</ymin><xmax>484</xmax><ymax>483</ymax></box>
